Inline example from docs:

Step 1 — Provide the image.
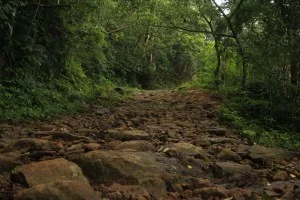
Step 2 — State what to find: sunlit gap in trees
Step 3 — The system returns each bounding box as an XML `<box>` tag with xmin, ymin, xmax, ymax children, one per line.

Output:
<box><xmin>215</xmin><ymin>0</ymin><xmax>229</xmax><ymax>14</ymax></box>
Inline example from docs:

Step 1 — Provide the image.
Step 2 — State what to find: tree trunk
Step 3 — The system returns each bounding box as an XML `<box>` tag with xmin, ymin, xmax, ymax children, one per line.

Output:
<box><xmin>214</xmin><ymin>42</ymin><xmax>221</xmax><ymax>87</ymax></box>
<box><xmin>290</xmin><ymin>57</ymin><xmax>298</xmax><ymax>85</ymax></box>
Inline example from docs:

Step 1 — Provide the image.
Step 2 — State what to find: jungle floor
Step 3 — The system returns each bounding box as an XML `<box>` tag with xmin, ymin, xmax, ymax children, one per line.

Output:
<box><xmin>0</xmin><ymin>90</ymin><xmax>299</xmax><ymax>200</ymax></box>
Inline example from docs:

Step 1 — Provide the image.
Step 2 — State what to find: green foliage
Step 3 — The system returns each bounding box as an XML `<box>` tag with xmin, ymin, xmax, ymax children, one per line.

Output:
<box><xmin>219</xmin><ymin>86</ymin><xmax>300</xmax><ymax>151</ymax></box>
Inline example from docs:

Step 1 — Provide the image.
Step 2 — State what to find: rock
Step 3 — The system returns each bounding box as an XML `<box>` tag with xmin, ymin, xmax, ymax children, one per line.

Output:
<box><xmin>72</xmin><ymin>151</ymin><xmax>174</xmax><ymax>198</ymax></box>
<box><xmin>114</xmin><ymin>140</ymin><xmax>155</xmax><ymax>152</ymax></box>
<box><xmin>106</xmin><ymin>140</ymin><xmax>123</xmax><ymax>148</ymax></box>
<box><xmin>266</xmin><ymin>181</ymin><xmax>294</xmax><ymax>194</ymax></box>
<box><xmin>15</xmin><ymin>180</ymin><xmax>98</xmax><ymax>200</ymax></box>
<box><xmin>193</xmin><ymin>186</ymin><xmax>229</xmax><ymax>199</ymax></box>
<box><xmin>138</xmin><ymin>178</ymin><xmax>168</xmax><ymax>199</ymax></box>
<box><xmin>229</xmin><ymin>188</ymin><xmax>254</xmax><ymax>199</ymax></box>
<box><xmin>83</xmin><ymin>143</ymin><xmax>101</xmax><ymax>151</ymax></box>
<box><xmin>217</xmin><ymin>149</ymin><xmax>242</xmax><ymax>161</ymax></box>
<box><xmin>106</xmin><ymin>129</ymin><xmax>150</xmax><ymax>141</ymax></box>
<box><xmin>162</xmin><ymin>142</ymin><xmax>207</xmax><ymax>159</ymax></box>
<box><xmin>265</xmin><ymin>190</ymin><xmax>281</xmax><ymax>197</ymax></box>
<box><xmin>207</xmin><ymin>137</ymin><xmax>239</xmax><ymax>144</ymax></box>
<box><xmin>67</xmin><ymin>144</ymin><xmax>83</xmax><ymax>152</ymax></box>
<box><xmin>214</xmin><ymin>162</ymin><xmax>252</xmax><ymax>179</ymax></box>
<box><xmin>76</xmin><ymin>129</ymin><xmax>99</xmax><ymax>134</ymax></box>
<box><xmin>273</xmin><ymin>170</ymin><xmax>289</xmax><ymax>181</ymax></box>
<box><xmin>4</xmin><ymin>138</ymin><xmax>61</xmax><ymax>152</ymax></box>
<box><xmin>204</xmin><ymin>128</ymin><xmax>228</xmax><ymax>136</ymax></box>
<box><xmin>52</xmin><ymin>132</ymin><xmax>94</xmax><ymax>142</ymax></box>
<box><xmin>0</xmin><ymin>152</ymin><xmax>22</xmax><ymax>172</ymax></box>
<box><xmin>72</xmin><ymin>151</ymin><xmax>169</xmax><ymax>185</ymax></box>
<box><xmin>193</xmin><ymin>139</ymin><xmax>211</xmax><ymax>148</ymax></box>
<box><xmin>248</xmin><ymin>145</ymin><xmax>291</xmax><ymax>163</ymax></box>
<box><xmin>194</xmin><ymin>178</ymin><xmax>212</xmax><ymax>188</ymax></box>
<box><xmin>105</xmin><ymin>183</ymin><xmax>151</xmax><ymax>200</ymax></box>
<box><xmin>12</xmin><ymin>158</ymin><xmax>88</xmax><ymax>187</ymax></box>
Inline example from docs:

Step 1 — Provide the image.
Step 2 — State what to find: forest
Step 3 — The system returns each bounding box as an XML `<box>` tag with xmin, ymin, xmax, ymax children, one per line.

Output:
<box><xmin>0</xmin><ymin>0</ymin><xmax>300</xmax><ymax>151</ymax></box>
<box><xmin>1</xmin><ymin>1</ymin><xmax>300</xmax><ymax>200</ymax></box>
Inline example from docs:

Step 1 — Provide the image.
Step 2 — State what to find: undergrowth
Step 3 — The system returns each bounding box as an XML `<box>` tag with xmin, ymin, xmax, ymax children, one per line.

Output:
<box><xmin>0</xmin><ymin>77</ymin><xmax>136</xmax><ymax>121</ymax></box>
<box><xmin>219</xmin><ymin>86</ymin><xmax>300</xmax><ymax>151</ymax></box>
<box><xmin>180</xmin><ymin>81</ymin><xmax>300</xmax><ymax>151</ymax></box>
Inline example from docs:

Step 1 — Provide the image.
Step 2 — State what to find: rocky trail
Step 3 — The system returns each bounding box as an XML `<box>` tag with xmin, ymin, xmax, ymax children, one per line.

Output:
<box><xmin>0</xmin><ymin>90</ymin><xmax>299</xmax><ymax>200</ymax></box>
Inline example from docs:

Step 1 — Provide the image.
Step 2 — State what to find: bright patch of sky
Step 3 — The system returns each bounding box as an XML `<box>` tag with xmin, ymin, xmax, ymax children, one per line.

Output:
<box><xmin>215</xmin><ymin>0</ymin><xmax>226</xmax><ymax>5</ymax></box>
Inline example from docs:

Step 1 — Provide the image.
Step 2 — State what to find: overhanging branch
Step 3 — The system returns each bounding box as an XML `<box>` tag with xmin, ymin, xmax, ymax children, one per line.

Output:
<box><xmin>151</xmin><ymin>24</ymin><xmax>234</xmax><ymax>38</ymax></box>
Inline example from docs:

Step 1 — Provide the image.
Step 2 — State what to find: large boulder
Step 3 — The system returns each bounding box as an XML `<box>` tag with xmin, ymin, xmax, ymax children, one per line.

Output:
<box><xmin>72</xmin><ymin>151</ymin><xmax>168</xmax><ymax>185</ymax></box>
<box><xmin>12</xmin><ymin>158</ymin><xmax>88</xmax><ymax>187</ymax></box>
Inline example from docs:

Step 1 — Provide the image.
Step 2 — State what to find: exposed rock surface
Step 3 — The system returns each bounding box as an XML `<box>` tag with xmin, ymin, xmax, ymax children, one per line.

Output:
<box><xmin>15</xmin><ymin>180</ymin><xmax>98</xmax><ymax>200</ymax></box>
<box><xmin>0</xmin><ymin>90</ymin><xmax>299</xmax><ymax>200</ymax></box>
<box><xmin>12</xmin><ymin>158</ymin><xmax>89</xmax><ymax>187</ymax></box>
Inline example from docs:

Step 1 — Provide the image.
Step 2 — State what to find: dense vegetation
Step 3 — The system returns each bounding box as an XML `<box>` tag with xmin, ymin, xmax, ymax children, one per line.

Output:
<box><xmin>1</xmin><ymin>0</ymin><xmax>299</xmax><ymax>150</ymax></box>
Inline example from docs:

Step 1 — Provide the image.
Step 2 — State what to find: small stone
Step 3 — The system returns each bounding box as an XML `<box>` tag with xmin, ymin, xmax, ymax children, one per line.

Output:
<box><xmin>164</xmin><ymin>142</ymin><xmax>207</xmax><ymax>160</ymax></box>
<box><xmin>84</xmin><ymin>143</ymin><xmax>101</xmax><ymax>151</ymax></box>
<box><xmin>194</xmin><ymin>187</ymin><xmax>229</xmax><ymax>199</ymax></box>
<box><xmin>290</xmin><ymin>174</ymin><xmax>297</xmax><ymax>179</ymax></box>
<box><xmin>273</xmin><ymin>170</ymin><xmax>289</xmax><ymax>181</ymax></box>
<box><xmin>193</xmin><ymin>139</ymin><xmax>211</xmax><ymax>147</ymax></box>
<box><xmin>265</xmin><ymin>190</ymin><xmax>281</xmax><ymax>197</ymax></box>
<box><xmin>194</xmin><ymin>178</ymin><xmax>212</xmax><ymax>188</ymax></box>
<box><xmin>182</xmin><ymin>189</ymin><xmax>193</xmax><ymax>198</ymax></box>
<box><xmin>204</xmin><ymin>128</ymin><xmax>228</xmax><ymax>136</ymax></box>
<box><xmin>106</xmin><ymin>129</ymin><xmax>150</xmax><ymax>141</ymax></box>
<box><xmin>67</xmin><ymin>144</ymin><xmax>82</xmax><ymax>152</ymax></box>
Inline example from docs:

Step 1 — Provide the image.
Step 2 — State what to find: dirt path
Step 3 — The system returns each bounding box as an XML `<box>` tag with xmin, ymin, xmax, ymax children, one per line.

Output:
<box><xmin>0</xmin><ymin>90</ymin><xmax>299</xmax><ymax>200</ymax></box>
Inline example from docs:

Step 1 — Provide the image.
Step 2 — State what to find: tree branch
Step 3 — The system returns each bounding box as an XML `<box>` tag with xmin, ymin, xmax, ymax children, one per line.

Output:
<box><xmin>151</xmin><ymin>24</ymin><xmax>234</xmax><ymax>38</ymax></box>
<box><xmin>229</xmin><ymin>0</ymin><xmax>246</xmax><ymax>19</ymax></box>
<box><xmin>27</xmin><ymin>3</ymin><xmax>71</xmax><ymax>8</ymax></box>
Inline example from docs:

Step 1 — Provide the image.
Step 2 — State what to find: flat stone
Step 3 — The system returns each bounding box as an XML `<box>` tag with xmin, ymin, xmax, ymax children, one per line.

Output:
<box><xmin>138</xmin><ymin>178</ymin><xmax>168</xmax><ymax>199</ymax></box>
<box><xmin>248</xmin><ymin>145</ymin><xmax>291</xmax><ymax>163</ymax></box>
<box><xmin>72</xmin><ymin>150</ymin><xmax>168</xmax><ymax>185</ymax></box>
<box><xmin>83</xmin><ymin>143</ymin><xmax>101</xmax><ymax>151</ymax></box>
<box><xmin>204</xmin><ymin>128</ymin><xmax>228</xmax><ymax>136</ymax></box>
<box><xmin>193</xmin><ymin>186</ymin><xmax>229</xmax><ymax>199</ymax></box>
<box><xmin>52</xmin><ymin>132</ymin><xmax>94</xmax><ymax>142</ymax></box>
<box><xmin>4</xmin><ymin>138</ymin><xmax>62</xmax><ymax>152</ymax></box>
<box><xmin>265</xmin><ymin>190</ymin><xmax>281</xmax><ymax>197</ymax></box>
<box><xmin>217</xmin><ymin>149</ymin><xmax>242</xmax><ymax>161</ymax></box>
<box><xmin>15</xmin><ymin>180</ymin><xmax>98</xmax><ymax>200</ymax></box>
<box><xmin>214</xmin><ymin>162</ymin><xmax>252</xmax><ymax>179</ymax></box>
<box><xmin>12</xmin><ymin>158</ymin><xmax>88</xmax><ymax>187</ymax></box>
<box><xmin>72</xmin><ymin>151</ymin><xmax>173</xmax><ymax>198</ymax></box>
<box><xmin>207</xmin><ymin>137</ymin><xmax>239</xmax><ymax>144</ymax></box>
<box><xmin>114</xmin><ymin>140</ymin><xmax>155</xmax><ymax>152</ymax></box>
<box><xmin>105</xmin><ymin>183</ymin><xmax>151</xmax><ymax>200</ymax></box>
<box><xmin>162</xmin><ymin>142</ymin><xmax>207</xmax><ymax>159</ymax></box>
<box><xmin>106</xmin><ymin>129</ymin><xmax>150</xmax><ymax>141</ymax></box>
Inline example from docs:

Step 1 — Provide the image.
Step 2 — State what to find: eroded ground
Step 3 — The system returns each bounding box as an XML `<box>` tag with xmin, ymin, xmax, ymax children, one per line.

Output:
<box><xmin>0</xmin><ymin>90</ymin><xmax>299</xmax><ymax>200</ymax></box>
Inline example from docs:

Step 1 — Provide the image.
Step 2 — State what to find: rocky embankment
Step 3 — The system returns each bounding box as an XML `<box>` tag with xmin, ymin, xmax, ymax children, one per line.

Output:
<box><xmin>0</xmin><ymin>90</ymin><xmax>299</xmax><ymax>200</ymax></box>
